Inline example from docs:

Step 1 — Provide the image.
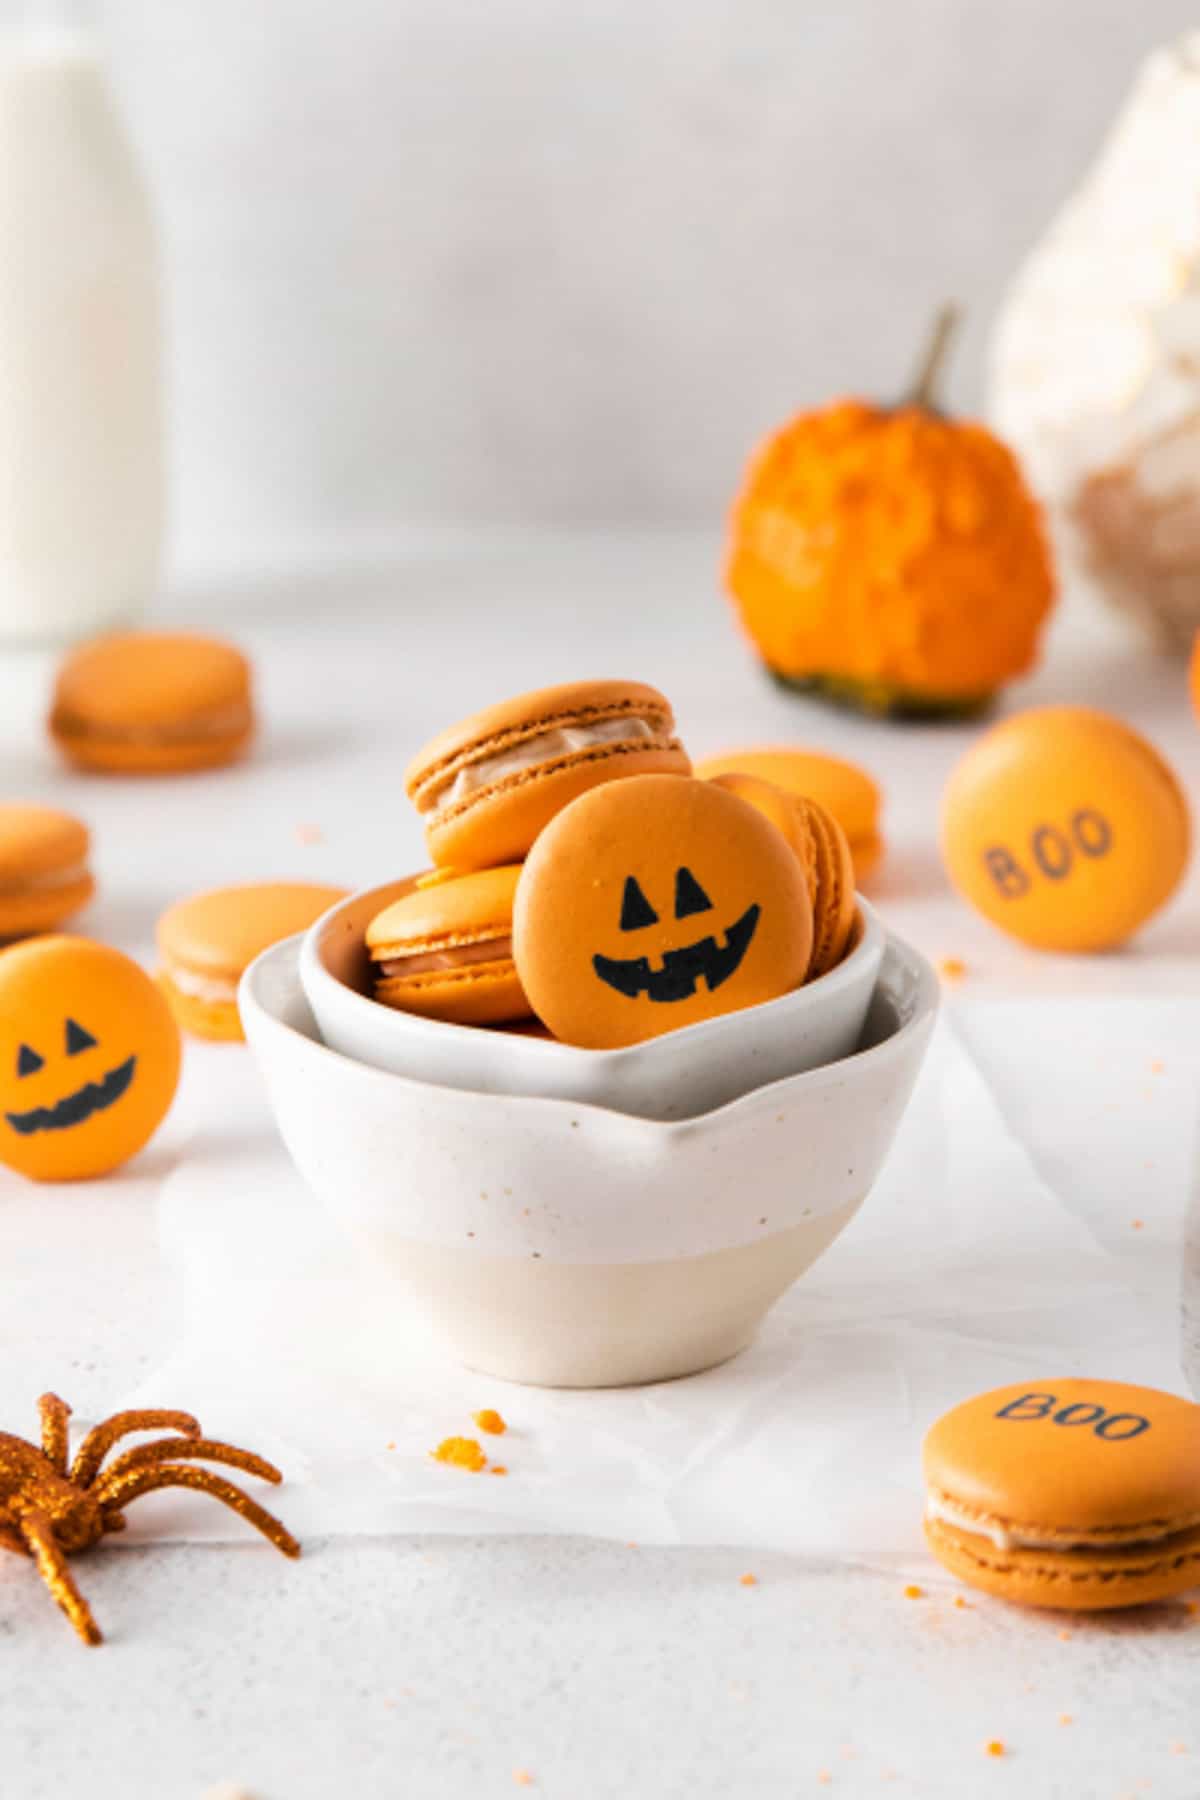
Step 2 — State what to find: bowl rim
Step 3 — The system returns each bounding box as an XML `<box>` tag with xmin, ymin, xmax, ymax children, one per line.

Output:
<box><xmin>242</xmin><ymin>926</ymin><xmax>939</xmax><ymax>1134</ymax></box>
<box><xmin>298</xmin><ymin>874</ymin><xmax>887</xmax><ymax>1069</ymax></box>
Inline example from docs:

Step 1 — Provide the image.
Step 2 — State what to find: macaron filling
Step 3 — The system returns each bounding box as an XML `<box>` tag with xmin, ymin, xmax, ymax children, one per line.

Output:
<box><xmin>0</xmin><ymin>862</ymin><xmax>90</xmax><ymax>894</ymax></box>
<box><xmin>421</xmin><ymin>716</ymin><xmax>672</xmax><ymax>816</ymax></box>
<box><xmin>375</xmin><ymin>936</ymin><xmax>514</xmax><ymax>978</ymax></box>
<box><xmin>924</xmin><ymin>1487</ymin><xmax>1197</xmax><ymax>1553</ymax></box>
<box><xmin>53</xmin><ymin>702</ymin><xmax>253</xmax><ymax>746</ymax></box>
<box><xmin>161</xmin><ymin>963</ymin><xmax>240</xmax><ymax>1005</ymax></box>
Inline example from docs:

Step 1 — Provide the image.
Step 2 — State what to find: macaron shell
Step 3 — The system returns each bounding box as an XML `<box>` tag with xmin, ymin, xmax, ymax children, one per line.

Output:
<box><xmin>51</xmin><ymin>632</ymin><xmax>252</xmax><ymax>728</ymax></box>
<box><xmin>0</xmin><ymin>874</ymin><xmax>96</xmax><ymax>940</ymax></box>
<box><xmin>374</xmin><ymin>963</ymin><xmax>529</xmax><ymax>1027</ymax></box>
<box><xmin>53</xmin><ymin>722</ymin><xmax>254</xmax><ymax>777</ymax></box>
<box><xmin>366</xmin><ymin>865</ymin><xmax>522</xmax><ymax>954</ymax></box>
<box><xmin>796</xmin><ymin>798</ymin><xmax>858</xmax><ymax>980</ymax></box>
<box><xmin>941</xmin><ymin>707</ymin><xmax>1190</xmax><ymax>951</ymax></box>
<box><xmin>426</xmin><ymin>745</ymin><xmax>692</xmax><ymax>871</ymax></box>
<box><xmin>924</xmin><ymin>1514</ymin><xmax>1200</xmax><ymax>1612</ymax></box>
<box><xmin>513</xmin><ymin>773</ymin><xmax>813</xmax><ymax>1048</ymax></box>
<box><xmin>158</xmin><ymin>882</ymin><xmax>349</xmax><ymax>982</ymax></box>
<box><xmin>695</xmin><ymin>747</ymin><xmax>880</xmax><ymax>841</ymax></box>
<box><xmin>0</xmin><ymin>936</ymin><xmax>181</xmax><ymax>1181</ymax></box>
<box><xmin>158</xmin><ymin>973</ymin><xmax>245</xmax><ymax>1043</ymax></box>
<box><xmin>848</xmin><ymin>831</ymin><xmax>884</xmax><ymax>885</ymax></box>
<box><xmin>923</xmin><ymin>1380</ymin><xmax>1200</xmax><ymax>1537</ymax></box>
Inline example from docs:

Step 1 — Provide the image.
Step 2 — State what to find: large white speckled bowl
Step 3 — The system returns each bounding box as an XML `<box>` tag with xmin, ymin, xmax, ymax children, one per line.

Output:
<box><xmin>240</xmin><ymin>931</ymin><xmax>937</xmax><ymax>1388</ymax></box>
<box><xmin>299</xmin><ymin>875</ymin><xmax>885</xmax><ymax>1122</ymax></box>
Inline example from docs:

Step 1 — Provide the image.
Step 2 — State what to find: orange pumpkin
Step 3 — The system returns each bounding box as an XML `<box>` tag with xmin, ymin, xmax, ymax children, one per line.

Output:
<box><xmin>725</xmin><ymin>309</ymin><xmax>1057</xmax><ymax>718</ymax></box>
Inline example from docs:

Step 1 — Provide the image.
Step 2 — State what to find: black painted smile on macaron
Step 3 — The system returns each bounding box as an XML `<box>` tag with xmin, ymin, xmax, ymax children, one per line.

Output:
<box><xmin>6</xmin><ymin>1055</ymin><xmax>137</xmax><ymax>1136</ymax></box>
<box><xmin>593</xmin><ymin>868</ymin><xmax>762</xmax><ymax>1004</ymax></box>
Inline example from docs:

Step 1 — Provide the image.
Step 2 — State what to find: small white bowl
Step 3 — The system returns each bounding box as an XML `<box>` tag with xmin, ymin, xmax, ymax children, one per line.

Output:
<box><xmin>299</xmin><ymin>874</ymin><xmax>885</xmax><ymax>1121</ymax></box>
<box><xmin>241</xmin><ymin>929</ymin><xmax>937</xmax><ymax>1388</ymax></box>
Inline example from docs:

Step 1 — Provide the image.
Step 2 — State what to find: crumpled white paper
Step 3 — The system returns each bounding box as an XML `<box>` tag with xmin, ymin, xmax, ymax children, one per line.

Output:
<box><xmin>101</xmin><ymin>1000</ymin><xmax>1194</xmax><ymax>1560</ymax></box>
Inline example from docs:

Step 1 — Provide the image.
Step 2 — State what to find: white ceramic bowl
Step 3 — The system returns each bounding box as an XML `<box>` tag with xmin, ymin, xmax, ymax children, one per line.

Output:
<box><xmin>242</xmin><ymin>930</ymin><xmax>937</xmax><ymax>1388</ymax></box>
<box><xmin>299</xmin><ymin>875</ymin><xmax>886</xmax><ymax>1121</ymax></box>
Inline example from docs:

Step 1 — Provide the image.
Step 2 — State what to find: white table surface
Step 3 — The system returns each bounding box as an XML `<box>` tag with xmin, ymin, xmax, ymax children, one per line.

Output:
<box><xmin>3</xmin><ymin>530</ymin><xmax>1200</xmax><ymax>1800</ymax></box>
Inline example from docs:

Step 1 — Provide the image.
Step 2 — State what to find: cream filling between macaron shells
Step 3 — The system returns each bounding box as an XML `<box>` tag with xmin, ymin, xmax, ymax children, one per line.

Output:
<box><xmin>419</xmin><ymin>716</ymin><xmax>671</xmax><ymax>817</ymax></box>
<box><xmin>375</xmin><ymin>935</ymin><xmax>515</xmax><ymax>979</ymax></box>
<box><xmin>53</xmin><ymin>701</ymin><xmax>253</xmax><ymax>746</ymax></box>
<box><xmin>162</xmin><ymin>962</ymin><xmax>241</xmax><ymax>1005</ymax></box>
<box><xmin>925</xmin><ymin>1487</ymin><xmax>1200</xmax><ymax>1553</ymax></box>
<box><xmin>0</xmin><ymin>861</ymin><xmax>91</xmax><ymax>895</ymax></box>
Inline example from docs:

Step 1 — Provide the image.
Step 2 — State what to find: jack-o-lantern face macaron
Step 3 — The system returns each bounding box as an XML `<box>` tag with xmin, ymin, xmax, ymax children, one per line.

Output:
<box><xmin>941</xmin><ymin>707</ymin><xmax>1190</xmax><ymax>951</ymax></box>
<box><xmin>923</xmin><ymin>1380</ymin><xmax>1200</xmax><ymax>1611</ymax></box>
<box><xmin>513</xmin><ymin>775</ymin><xmax>813</xmax><ymax>1047</ymax></box>
<box><xmin>406</xmin><ymin>680</ymin><xmax>692</xmax><ymax>870</ymax></box>
<box><xmin>366</xmin><ymin>865</ymin><xmax>531</xmax><ymax>1026</ymax></box>
<box><xmin>0</xmin><ymin>936</ymin><xmax>181</xmax><ymax>1181</ymax></box>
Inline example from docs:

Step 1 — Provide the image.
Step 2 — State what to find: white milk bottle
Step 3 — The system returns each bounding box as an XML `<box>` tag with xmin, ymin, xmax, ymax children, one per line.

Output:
<box><xmin>0</xmin><ymin>3</ymin><xmax>161</xmax><ymax>644</ymax></box>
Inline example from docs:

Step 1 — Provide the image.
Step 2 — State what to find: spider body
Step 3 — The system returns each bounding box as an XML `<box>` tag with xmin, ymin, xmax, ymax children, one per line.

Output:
<box><xmin>0</xmin><ymin>1394</ymin><xmax>299</xmax><ymax>1644</ymax></box>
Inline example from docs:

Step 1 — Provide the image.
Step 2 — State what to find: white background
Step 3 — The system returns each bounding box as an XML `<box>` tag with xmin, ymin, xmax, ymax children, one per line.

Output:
<box><xmin>93</xmin><ymin>0</ymin><xmax>1200</xmax><ymax>574</ymax></box>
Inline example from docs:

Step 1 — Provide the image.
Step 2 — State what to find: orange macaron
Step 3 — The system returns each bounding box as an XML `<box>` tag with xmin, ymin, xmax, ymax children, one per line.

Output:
<box><xmin>406</xmin><ymin>679</ymin><xmax>692</xmax><ymax>870</ymax></box>
<box><xmin>513</xmin><ymin>774</ymin><xmax>813</xmax><ymax>1048</ymax></box>
<box><xmin>924</xmin><ymin>1379</ymin><xmax>1200</xmax><ymax>1611</ymax></box>
<box><xmin>941</xmin><ymin>706</ymin><xmax>1190</xmax><ymax>952</ymax></box>
<box><xmin>50</xmin><ymin>631</ymin><xmax>256</xmax><ymax>775</ymax></box>
<box><xmin>707</xmin><ymin>773</ymin><xmax>857</xmax><ymax>981</ymax></box>
<box><xmin>0</xmin><ymin>805</ymin><xmax>95</xmax><ymax>939</ymax></box>
<box><xmin>365</xmin><ymin>865</ymin><xmax>531</xmax><ymax>1026</ymax></box>
<box><xmin>157</xmin><ymin>881</ymin><xmax>347</xmax><ymax>1040</ymax></box>
<box><xmin>0</xmin><ymin>936</ymin><xmax>181</xmax><ymax>1181</ymax></box>
<box><xmin>696</xmin><ymin>747</ymin><xmax>883</xmax><ymax>883</ymax></box>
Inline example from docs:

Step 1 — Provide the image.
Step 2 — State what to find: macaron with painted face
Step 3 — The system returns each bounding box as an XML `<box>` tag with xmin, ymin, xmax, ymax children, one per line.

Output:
<box><xmin>707</xmin><ymin>774</ymin><xmax>857</xmax><ymax>981</ymax></box>
<box><xmin>0</xmin><ymin>806</ymin><xmax>95</xmax><ymax>939</ymax></box>
<box><xmin>0</xmin><ymin>936</ymin><xmax>181</xmax><ymax>1181</ymax></box>
<box><xmin>406</xmin><ymin>680</ymin><xmax>691</xmax><ymax>870</ymax></box>
<box><xmin>158</xmin><ymin>881</ymin><xmax>348</xmax><ymax>1040</ymax></box>
<box><xmin>513</xmin><ymin>774</ymin><xmax>813</xmax><ymax>1048</ymax></box>
<box><xmin>696</xmin><ymin>747</ymin><xmax>883</xmax><ymax>883</ymax></box>
<box><xmin>941</xmin><ymin>707</ymin><xmax>1189</xmax><ymax>952</ymax></box>
<box><xmin>366</xmin><ymin>865</ymin><xmax>531</xmax><ymax>1026</ymax></box>
<box><xmin>923</xmin><ymin>1379</ymin><xmax>1200</xmax><ymax>1611</ymax></box>
<box><xmin>50</xmin><ymin>631</ymin><xmax>256</xmax><ymax>774</ymax></box>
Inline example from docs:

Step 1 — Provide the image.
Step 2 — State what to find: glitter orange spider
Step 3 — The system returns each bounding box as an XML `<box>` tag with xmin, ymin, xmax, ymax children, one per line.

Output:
<box><xmin>0</xmin><ymin>1393</ymin><xmax>300</xmax><ymax>1645</ymax></box>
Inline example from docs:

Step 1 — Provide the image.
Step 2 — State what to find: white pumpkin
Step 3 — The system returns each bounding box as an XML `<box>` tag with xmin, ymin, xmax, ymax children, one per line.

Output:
<box><xmin>989</xmin><ymin>32</ymin><xmax>1200</xmax><ymax>651</ymax></box>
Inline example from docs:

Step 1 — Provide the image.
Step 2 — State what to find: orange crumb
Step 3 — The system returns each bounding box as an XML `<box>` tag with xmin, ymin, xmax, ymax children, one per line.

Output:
<box><xmin>903</xmin><ymin>1584</ymin><xmax>924</xmax><ymax>1599</ymax></box>
<box><xmin>1171</xmin><ymin>1742</ymin><xmax>1188</xmax><ymax>1755</ymax></box>
<box><xmin>474</xmin><ymin>1409</ymin><xmax>507</xmax><ymax>1436</ymax></box>
<box><xmin>385</xmin><ymin>1440</ymin><xmax>396</xmax><ymax>1451</ymax></box>
<box><xmin>740</xmin><ymin>1573</ymin><xmax>758</xmax><ymax>1587</ymax></box>
<box><xmin>491</xmin><ymin>1465</ymin><xmax>508</xmax><ymax>1477</ymax></box>
<box><xmin>512</xmin><ymin>1771</ymin><xmax>534</xmax><ymax>1788</ymax></box>
<box><xmin>953</xmin><ymin>1595</ymin><xmax>971</xmax><ymax>1609</ymax></box>
<box><xmin>1058</xmin><ymin>1714</ymin><xmax>1073</xmax><ymax>1726</ymax></box>
<box><xmin>986</xmin><ymin>1741</ymin><xmax>1005</xmax><ymax>1758</ymax></box>
<box><xmin>938</xmin><ymin>957</ymin><xmax>967</xmax><ymax>983</ymax></box>
<box><xmin>1151</xmin><ymin>1060</ymin><xmax>1165</xmax><ymax>1074</ymax></box>
<box><xmin>1132</xmin><ymin>1219</ymin><xmax>1144</xmax><ymax>1231</ymax></box>
<box><xmin>817</xmin><ymin>1773</ymin><xmax>832</xmax><ymax>1787</ymax></box>
<box><xmin>431</xmin><ymin>1436</ymin><xmax>487</xmax><ymax>1473</ymax></box>
<box><xmin>294</xmin><ymin>822</ymin><xmax>323</xmax><ymax>845</ymax></box>
<box><xmin>1057</xmin><ymin>1629</ymin><xmax>1072</xmax><ymax>1641</ymax></box>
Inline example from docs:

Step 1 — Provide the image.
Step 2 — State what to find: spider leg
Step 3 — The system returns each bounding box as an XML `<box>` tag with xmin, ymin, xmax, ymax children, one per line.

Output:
<box><xmin>93</xmin><ymin>1437</ymin><xmax>284</xmax><ymax>1502</ymax></box>
<box><xmin>71</xmin><ymin>1409</ymin><xmax>201</xmax><ymax>1489</ymax></box>
<box><xmin>37</xmin><ymin>1394</ymin><xmax>71</xmax><ymax>1475</ymax></box>
<box><xmin>19</xmin><ymin>1509</ymin><xmax>102</xmax><ymax>1646</ymax></box>
<box><xmin>99</xmin><ymin>1465</ymin><xmax>300</xmax><ymax>1559</ymax></box>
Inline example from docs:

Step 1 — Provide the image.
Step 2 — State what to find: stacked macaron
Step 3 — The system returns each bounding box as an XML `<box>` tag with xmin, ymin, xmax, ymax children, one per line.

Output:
<box><xmin>364</xmin><ymin>680</ymin><xmax>867</xmax><ymax>1048</ymax></box>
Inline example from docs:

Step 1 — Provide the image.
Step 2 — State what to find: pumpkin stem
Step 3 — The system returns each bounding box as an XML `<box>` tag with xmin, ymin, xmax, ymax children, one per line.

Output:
<box><xmin>906</xmin><ymin>303</ymin><xmax>960</xmax><ymax>411</ymax></box>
